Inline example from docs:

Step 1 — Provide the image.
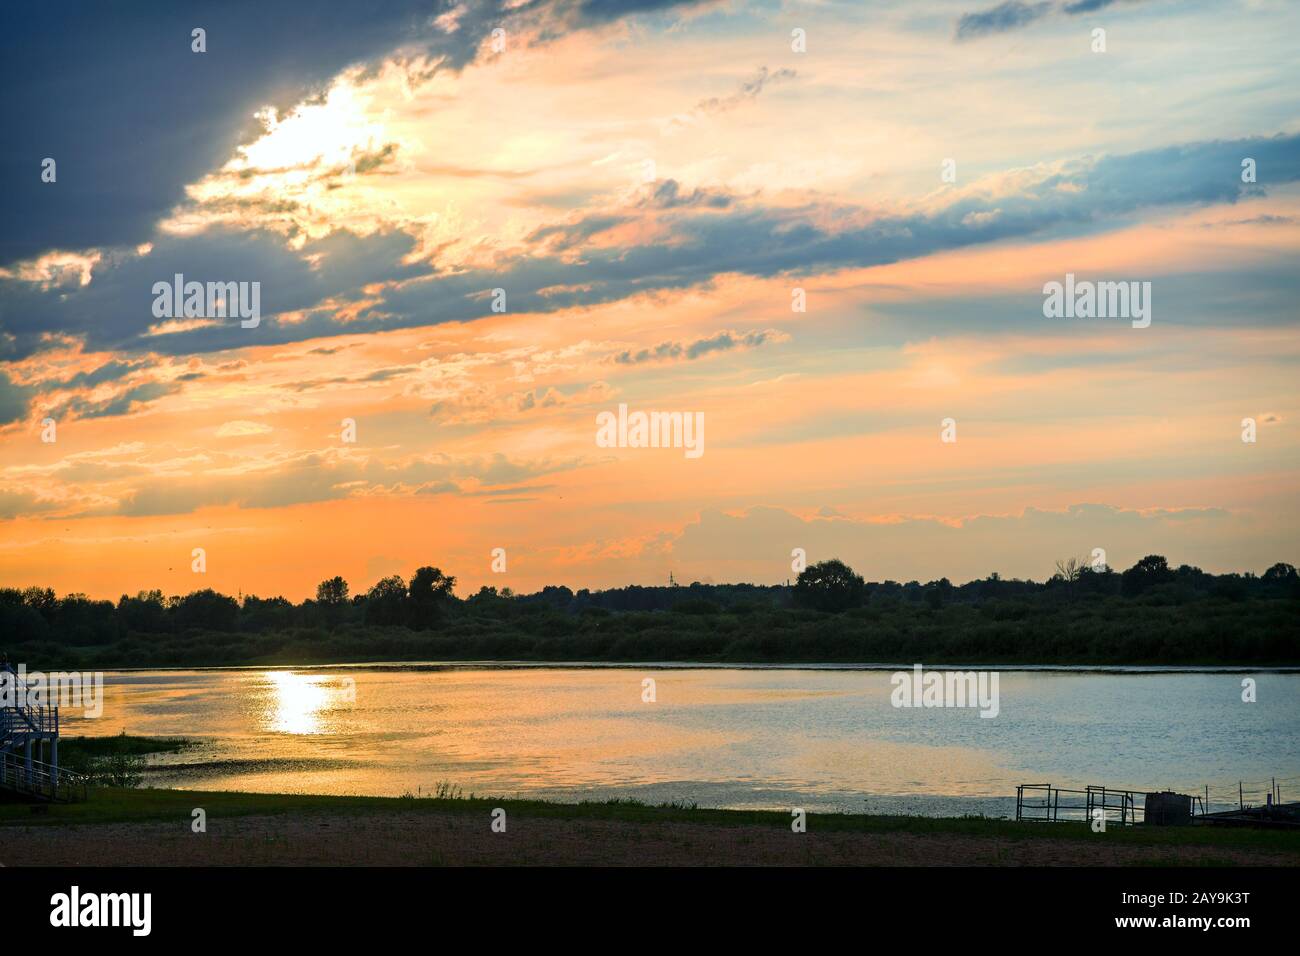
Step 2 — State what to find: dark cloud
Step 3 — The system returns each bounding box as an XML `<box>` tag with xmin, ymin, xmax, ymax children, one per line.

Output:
<box><xmin>577</xmin><ymin>0</ymin><xmax>717</xmax><ymax>24</ymax></box>
<box><xmin>1201</xmin><ymin>214</ymin><xmax>1297</xmax><ymax>228</ymax></box>
<box><xmin>0</xmin><ymin>226</ymin><xmax>428</xmax><ymax>359</ymax></box>
<box><xmin>463</xmin><ymin>483</ymin><xmax>557</xmax><ymax>497</ymax></box>
<box><xmin>957</xmin><ymin>0</ymin><xmax>1151</xmax><ymax>40</ymax></box>
<box><xmin>469</xmin><ymin>133</ymin><xmax>1298</xmax><ymax>321</ymax></box>
<box><xmin>641</xmin><ymin>180</ymin><xmax>733</xmax><ymax>210</ymax></box>
<box><xmin>1062</xmin><ymin>0</ymin><xmax>1122</xmax><ymax>12</ymax></box>
<box><xmin>46</xmin><ymin>381</ymin><xmax>182</xmax><ymax>421</ymax></box>
<box><xmin>0</xmin><ymin>0</ymin><xmax>723</xmax><ymax>267</ymax></box>
<box><xmin>54</xmin><ymin>360</ymin><xmax>149</xmax><ymax>390</ymax></box>
<box><xmin>955</xmin><ymin>1</ymin><xmax>1052</xmax><ymax>41</ymax></box>
<box><xmin>0</xmin><ymin>488</ymin><xmax>62</xmax><ymax>520</ymax></box>
<box><xmin>613</xmin><ymin>328</ymin><xmax>786</xmax><ymax>364</ymax></box>
<box><xmin>529</xmin><ymin>216</ymin><xmax>633</xmax><ymax>250</ymax></box>
<box><xmin>3</xmin><ymin>133</ymin><xmax>1297</xmax><ymax>367</ymax></box>
<box><xmin>0</xmin><ymin>370</ymin><xmax>33</xmax><ymax>425</ymax></box>
<box><xmin>692</xmin><ymin>66</ymin><xmax>796</xmax><ymax>116</ymax></box>
<box><xmin>0</xmin><ymin>1</ymin><xmax>452</xmax><ymax>266</ymax></box>
<box><xmin>114</xmin><ymin>450</ymin><xmax>587</xmax><ymax>517</ymax></box>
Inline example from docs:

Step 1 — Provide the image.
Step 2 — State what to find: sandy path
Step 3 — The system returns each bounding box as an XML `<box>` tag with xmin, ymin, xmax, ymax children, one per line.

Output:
<box><xmin>3</xmin><ymin>811</ymin><xmax>1294</xmax><ymax>866</ymax></box>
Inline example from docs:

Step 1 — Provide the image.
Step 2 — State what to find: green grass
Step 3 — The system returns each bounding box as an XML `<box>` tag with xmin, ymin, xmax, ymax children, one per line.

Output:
<box><xmin>49</xmin><ymin>734</ymin><xmax>195</xmax><ymax>784</ymax></box>
<box><xmin>56</xmin><ymin>734</ymin><xmax>194</xmax><ymax>762</ymax></box>
<box><xmin>4</xmin><ymin>785</ymin><xmax>1298</xmax><ymax>855</ymax></box>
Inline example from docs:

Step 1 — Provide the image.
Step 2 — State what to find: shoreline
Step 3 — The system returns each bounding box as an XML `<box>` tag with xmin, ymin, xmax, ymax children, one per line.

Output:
<box><xmin>50</xmin><ymin>738</ymin><xmax>1286</xmax><ymax>817</ymax></box>
<box><xmin>4</xmin><ymin>787</ymin><xmax>1298</xmax><ymax>867</ymax></box>
<box><xmin>88</xmin><ymin>659</ymin><xmax>1300</xmax><ymax>675</ymax></box>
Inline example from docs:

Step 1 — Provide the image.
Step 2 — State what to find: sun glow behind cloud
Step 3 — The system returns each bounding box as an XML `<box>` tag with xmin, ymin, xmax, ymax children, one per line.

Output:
<box><xmin>166</xmin><ymin>70</ymin><xmax>401</xmax><ymax>245</ymax></box>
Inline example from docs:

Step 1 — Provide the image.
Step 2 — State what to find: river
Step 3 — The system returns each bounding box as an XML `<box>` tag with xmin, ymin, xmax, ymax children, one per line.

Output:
<box><xmin>63</xmin><ymin>664</ymin><xmax>1300</xmax><ymax>816</ymax></box>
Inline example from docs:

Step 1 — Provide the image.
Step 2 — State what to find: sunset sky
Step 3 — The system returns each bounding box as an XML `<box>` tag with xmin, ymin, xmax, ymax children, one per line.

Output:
<box><xmin>1</xmin><ymin>0</ymin><xmax>1297</xmax><ymax>600</ymax></box>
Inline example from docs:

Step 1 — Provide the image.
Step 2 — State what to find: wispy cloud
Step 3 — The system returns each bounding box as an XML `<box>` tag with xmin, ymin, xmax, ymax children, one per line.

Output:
<box><xmin>956</xmin><ymin>1</ymin><xmax>1053</xmax><ymax>41</ymax></box>
<box><xmin>612</xmin><ymin>328</ymin><xmax>789</xmax><ymax>365</ymax></box>
<box><xmin>956</xmin><ymin>0</ymin><xmax>1151</xmax><ymax>41</ymax></box>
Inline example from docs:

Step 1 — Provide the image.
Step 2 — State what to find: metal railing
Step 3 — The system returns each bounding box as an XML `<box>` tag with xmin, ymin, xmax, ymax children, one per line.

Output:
<box><xmin>0</xmin><ymin>705</ymin><xmax>59</xmax><ymax>740</ymax></box>
<box><xmin>1085</xmin><ymin>785</ymin><xmax>1142</xmax><ymax>826</ymax></box>
<box><xmin>1017</xmin><ymin>782</ymin><xmax>1217</xmax><ymax>825</ymax></box>
<box><xmin>1</xmin><ymin>663</ymin><xmax>60</xmax><ymax>746</ymax></box>
<box><xmin>0</xmin><ymin>750</ymin><xmax>88</xmax><ymax>802</ymax></box>
<box><xmin>1016</xmin><ymin>783</ymin><xmax>1149</xmax><ymax>825</ymax></box>
<box><xmin>1017</xmin><ymin>783</ymin><xmax>1076</xmax><ymax>822</ymax></box>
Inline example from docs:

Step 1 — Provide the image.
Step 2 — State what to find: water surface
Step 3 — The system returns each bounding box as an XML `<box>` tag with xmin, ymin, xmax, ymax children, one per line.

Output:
<box><xmin>66</xmin><ymin>666</ymin><xmax>1300</xmax><ymax>816</ymax></box>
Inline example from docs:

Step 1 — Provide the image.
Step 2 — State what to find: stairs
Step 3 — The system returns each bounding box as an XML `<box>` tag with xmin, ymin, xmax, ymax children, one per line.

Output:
<box><xmin>1</xmin><ymin>662</ymin><xmax>87</xmax><ymax>802</ymax></box>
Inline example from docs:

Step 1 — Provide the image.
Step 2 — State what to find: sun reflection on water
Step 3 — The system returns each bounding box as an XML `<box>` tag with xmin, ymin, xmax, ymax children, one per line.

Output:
<box><xmin>265</xmin><ymin>671</ymin><xmax>335</xmax><ymax>735</ymax></box>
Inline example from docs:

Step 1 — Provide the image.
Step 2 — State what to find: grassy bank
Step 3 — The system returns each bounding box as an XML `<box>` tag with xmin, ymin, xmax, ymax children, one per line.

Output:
<box><xmin>4</xmin><ymin>785</ymin><xmax>1298</xmax><ymax>854</ymax></box>
<box><xmin>9</xmin><ymin>736</ymin><xmax>1296</xmax><ymax>865</ymax></box>
<box><xmin>56</xmin><ymin>734</ymin><xmax>193</xmax><ymax>765</ymax></box>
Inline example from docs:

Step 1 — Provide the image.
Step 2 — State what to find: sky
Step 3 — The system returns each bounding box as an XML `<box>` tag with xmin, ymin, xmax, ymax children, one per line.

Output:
<box><xmin>1</xmin><ymin>0</ymin><xmax>1297</xmax><ymax>601</ymax></box>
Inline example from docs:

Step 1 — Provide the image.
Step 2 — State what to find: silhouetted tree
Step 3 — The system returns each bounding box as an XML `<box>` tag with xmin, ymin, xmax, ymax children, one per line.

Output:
<box><xmin>21</xmin><ymin>586</ymin><xmax>57</xmax><ymax>621</ymax></box>
<box><xmin>365</xmin><ymin>575</ymin><xmax>408</xmax><ymax>626</ymax></box>
<box><xmin>1053</xmin><ymin>557</ymin><xmax>1085</xmax><ymax>601</ymax></box>
<box><xmin>312</xmin><ymin>576</ymin><xmax>350</xmax><ymax>628</ymax></box>
<box><xmin>1121</xmin><ymin>554</ymin><xmax>1174</xmax><ymax>597</ymax></box>
<box><xmin>408</xmin><ymin>566</ymin><xmax>455</xmax><ymax>628</ymax></box>
<box><xmin>117</xmin><ymin>590</ymin><xmax>168</xmax><ymax>633</ymax></box>
<box><xmin>793</xmin><ymin>559</ymin><xmax>865</xmax><ymax>612</ymax></box>
<box><xmin>0</xmin><ymin>588</ymin><xmax>51</xmax><ymax>643</ymax></box>
<box><xmin>1076</xmin><ymin>562</ymin><xmax>1119</xmax><ymax>596</ymax></box>
<box><xmin>241</xmin><ymin>595</ymin><xmax>295</xmax><ymax>631</ymax></box>
<box><xmin>521</xmin><ymin>585</ymin><xmax>573</xmax><ymax>610</ymax></box>
<box><xmin>315</xmin><ymin>576</ymin><xmax>349</xmax><ymax>606</ymax></box>
<box><xmin>173</xmin><ymin>589</ymin><xmax>239</xmax><ymax>632</ymax></box>
<box><xmin>1212</xmin><ymin>573</ymin><xmax>1249</xmax><ymax>602</ymax></box>
<box><xmin>925</xmin><ymin>577</ymin><xmax>953</xmax><ymax>609</ymax></box>
<box><xmin>4</xmin><ymin>549</ymin><xmax>1295</xmax><ymax>664</ymax></box>
<box><xmin>1263</xmin><ymin>562</ymin><xmax>1297</xmax><ymax>582</ymax></box>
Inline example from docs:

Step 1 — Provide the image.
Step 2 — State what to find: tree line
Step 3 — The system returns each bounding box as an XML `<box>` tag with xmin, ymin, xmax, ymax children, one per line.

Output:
<box><xmin>1</xmin><ymin>555</ymin><xmax>1296</xmax><ymax>648</ymax></box>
